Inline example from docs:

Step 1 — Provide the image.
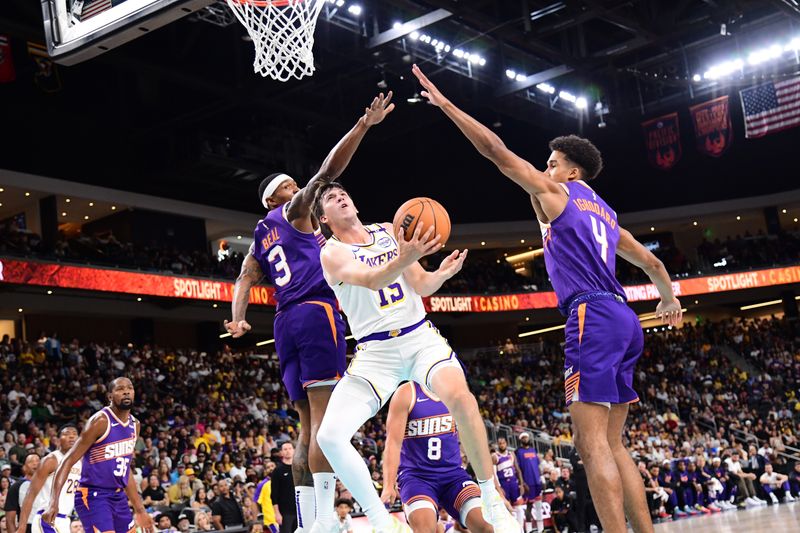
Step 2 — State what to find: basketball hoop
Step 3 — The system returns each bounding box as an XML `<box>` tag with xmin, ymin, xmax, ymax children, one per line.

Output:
<box><xmin>226</xmin><ymin>0</ymin><xmax>326</xmax><ymax>81</ymax></box>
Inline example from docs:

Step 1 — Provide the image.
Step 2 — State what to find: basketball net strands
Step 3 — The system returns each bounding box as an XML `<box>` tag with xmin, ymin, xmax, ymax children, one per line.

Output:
<box><xmin>225</xmin><ymin>0</ymin><xmax>326</xmax><ymax>82</ymax></box>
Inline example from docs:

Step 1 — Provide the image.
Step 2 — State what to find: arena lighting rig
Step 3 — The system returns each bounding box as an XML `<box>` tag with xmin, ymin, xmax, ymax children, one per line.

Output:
<box><xmin>701</xmin><ymin>35</ymin><xmax>800</xmax><ymax>81</ymax></box>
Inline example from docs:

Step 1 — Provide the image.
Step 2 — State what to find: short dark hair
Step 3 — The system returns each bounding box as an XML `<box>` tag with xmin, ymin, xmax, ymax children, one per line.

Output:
<box><xmin>335</xmin><ymin>498</ymin><xmax>353</xmax><ymax>508</ymax></box>
<box><xmin>59</xmin><ymin>423</ymin><xmax>78</xmax><ymax>435</ymax></box>
<box><xmin>548</xmin><ymin>135</ymin><xmax>603</xmax><ymax>180</ymax></box>
<box><xmin>312</xmin><ymin>182</ymin><xmax>348</xmax><ymax>221</ymax></box>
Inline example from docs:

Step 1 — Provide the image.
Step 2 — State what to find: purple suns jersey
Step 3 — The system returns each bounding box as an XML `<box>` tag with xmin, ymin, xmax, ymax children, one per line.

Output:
<box><xmin>496</xmin><ymin>452</ymin><xmax>518</xmax><ymax>489</ymax></box>
<box><xmin>515</xmin><ymin>447</ymin><xmax>542</xmax><ymax>487</ymax></box>
<box><xmin>80</xmin><ymin>407</ymin><xmax>138</xmax><ymax>489</ymax></box>
<box><xmin>252</xmin><ymin>202</ymin><xmax>334</xmax><ymax>311</ymax></box>
<box><xmin>542</xmin><ymin>181</ymin><xmax>626</xmax><ymax>312</ymax></box>
<box><xmin>399</xmin><ymin>383</ymin><xmax>461</xmax><ymax>475</ymax></box>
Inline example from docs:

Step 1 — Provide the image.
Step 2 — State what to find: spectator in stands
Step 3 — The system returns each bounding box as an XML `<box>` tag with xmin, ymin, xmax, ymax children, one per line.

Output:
<box><xmin>155</xmin><ymin>513</ymin><xmax>177</xmax><ymax>533</ymax></box>
<box><xmin>0</xmin><ymin>475</ymin><xmax>9</xmax><ymax>533</ymax></box>
<box><xmin>210</xmin><ymin>479</ymin><xmax>244</xmax><ymax>530</ymax></box>
<box><xmin>335</xmin><ymin>499</ymin><xmax>354</xmax><ymax>533</ymax></box>
<box><xmin>191</xmin><ymin>487</ymin><xmax>211</xmax><ymax>512</ymax></box>
<box><xmin>760</xmin><ymin>464</ymin><xmax>794</xmax><ymax>504</ymax></box>
<box><xmin>167</xmin><ymin>475</ymin><xmax>193</xmax><ymax>510</ymax></box>
<box><xmin>194</xmin><ymin>511</ymin><xmax>213</xmax><ymax>532</ymax></box>
<box><xmin>175</xmin><ymin>514</ymin><xmax>190</xmax><ymax>533</ymax></box>
<box><xmin>230</xmin><ymin>456</ymin><xmax>247</xmax><ymax>482</ymax></box>
<box><xmin>69</xmin><ymin>520</ymin><xmax>83</xmax><ymax>533</ymax></box>
<box><xmin>143</xmin><ymin>474</ymin><xmax>170</xmax><ymax>511</ymax></box>
<box><xmin>270</xmin><ymin>442</ymin><xmax>295</xmax><ymax>533</ymax></box>
<box><xmin>550</xmin><ymin>486</ymin><xmax>576</xmax><ymax>533</ymax></box>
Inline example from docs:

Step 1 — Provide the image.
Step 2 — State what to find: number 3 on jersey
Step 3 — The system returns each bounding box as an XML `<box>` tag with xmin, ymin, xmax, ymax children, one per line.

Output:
<box><xmin>113</xmin><ymin>457</ymin><xmax>130</xmax><ymax>477</ymax></box>
<box><xmin>268</xmin><ymin>245</ymin><xmax>292</xmax><ymax>287</ymax></box>
<box><xmin>590</xmin><ymin>216</ymin><xmax>608</xmax><ymax>263</ymax></box>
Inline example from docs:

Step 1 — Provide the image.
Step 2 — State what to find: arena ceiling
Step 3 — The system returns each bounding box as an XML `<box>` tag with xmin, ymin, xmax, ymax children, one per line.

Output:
<box><xmin>1</xmin><ymin>0</ymin><xmax>800</xmax><ymax>225</ymax></box>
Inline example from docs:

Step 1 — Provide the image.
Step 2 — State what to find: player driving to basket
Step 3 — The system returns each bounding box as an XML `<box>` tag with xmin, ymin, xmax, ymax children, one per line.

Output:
<box><xmin>310</xmin><ymin>182</ymin><xmax>520</xmax><ymax>533</ymax></box>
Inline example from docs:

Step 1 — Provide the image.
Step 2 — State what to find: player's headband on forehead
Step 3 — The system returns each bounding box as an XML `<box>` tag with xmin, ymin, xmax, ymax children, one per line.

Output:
<box><xmin>262</xmin><ymin>174</ymin><xmax>293</xmax><ymax>209</ymax></box>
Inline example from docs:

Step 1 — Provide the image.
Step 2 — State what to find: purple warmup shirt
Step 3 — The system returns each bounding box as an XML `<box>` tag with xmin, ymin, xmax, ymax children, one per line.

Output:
<box><xmin>399</xmin><ymin>383</ymin><xmax>461</xmax><ymax>474</ymax></box>
<box><xmin>80</xmin><ymin>407</ymin><xmax>137</xmax><ymax>489</ymax></box>
<box><xmin>252</xmin><ymin>203</ymin><xmax>334</xmax><ymax>311</ymax></box>
<box><xmin>542</xmin><ymin>181</ymin><xmax>626</xmax><ymax>313</ymax></box>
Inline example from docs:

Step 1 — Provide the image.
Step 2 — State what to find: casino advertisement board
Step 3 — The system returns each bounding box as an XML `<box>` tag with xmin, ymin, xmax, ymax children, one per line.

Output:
<box><xmin>1</xmin><ymin>257</ymin><xmax>799</xmax><ymax>312</ymax></box>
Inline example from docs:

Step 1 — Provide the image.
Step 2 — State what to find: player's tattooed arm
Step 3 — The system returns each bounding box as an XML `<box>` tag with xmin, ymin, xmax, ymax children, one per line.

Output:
<box><xmin>616</xmin><ymin>227</ymin><xmax>682</xmax><ymax>326</ymax></box>
<box><xmin>287</xmin><ymin>92</ymin><xmax>395</xmax><ymax>223</ymax></box>
<box><xmin>42</xmin><ymin>414</ymin><xmax>107</xmax><ymax>526</ymax></box>
<box><xmin>225</xmin><ymin>249</ymin><xmax>264</xmax><ymax>338</ymax></box>
<box><xmin>16</xmin><ymin>454</ymin><xmax>58</xmax><ymax>533</ymax></box>
<box><xmin>381</xmin><ymin>383</ymin><xmax>412</xmax><ymax>505</ymax></box>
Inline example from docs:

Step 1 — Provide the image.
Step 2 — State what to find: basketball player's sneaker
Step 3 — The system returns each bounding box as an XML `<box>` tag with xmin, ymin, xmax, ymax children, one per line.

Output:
<box><xmin>483</xmin><ymin>492</ymin><xmax>522</xmax><ymax>533</ymax></box>
<box><xmin>374</xmin><ymin>516</ymin><xmax>412</xmax><ymax>533</ymax></box>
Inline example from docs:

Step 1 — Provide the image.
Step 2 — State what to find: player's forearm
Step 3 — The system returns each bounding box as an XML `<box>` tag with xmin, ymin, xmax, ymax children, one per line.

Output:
<box><xmin>641</xmin><ymin>258</ymin><xmax>676</xmax><ymax>303</ymax></box>
<box><xmin>361</xmin><ymin>258</ymin><xmax>413</xmax><ymax>291</ymax></box>
<box><xmin>231</xmin><ymin>274</ymin><xmax>256</xmax><ymax>323</ymax></box>
<box><xmin>382</xmin><ymin>442</ymin><xmax>401</xmax><ymax>489</ymax></box>
<box><xmin>317</xmin><ymin>117</ymin><xmax>371</xmax><ymax>182</ymax></box>
<box><xmin>125</xmin><ymin>476</ymin><xmax>147</xmax><ymax>513</ymax></box>
<box><xmin>414</xmin><ymin>270</ymin><xmax>448</xmax><ymax>297</ymax></box>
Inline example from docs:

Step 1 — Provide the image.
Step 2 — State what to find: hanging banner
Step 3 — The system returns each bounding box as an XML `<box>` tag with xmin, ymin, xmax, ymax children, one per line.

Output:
<box><xmin>690</xmin><ymin>95</ymin><xmax>733</xmax><ymax>157</ymax></box>
<box><xmin>0</xmin><ymin>35</ymin><xmax>15</xmax><ymax>83</ymax></box>
<box><xmin>641</xmin><ymin>112</ymin><xmax>681</xmax><ymax>170</ymax></box>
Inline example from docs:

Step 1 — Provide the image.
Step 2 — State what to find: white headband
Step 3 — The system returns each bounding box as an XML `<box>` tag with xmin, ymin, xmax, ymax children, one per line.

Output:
<box><xmin>262</xmin><ymin>174</ymin><xmax>293</xmax><ymax>209</ymax></box>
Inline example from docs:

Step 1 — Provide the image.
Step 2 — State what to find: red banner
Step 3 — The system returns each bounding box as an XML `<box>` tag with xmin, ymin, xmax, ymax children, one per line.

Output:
<box><xmin>0</xmin><ymin>258</ymin><xmax>277</xmax><ymax>306</ymax></box>
<box><xmin>690</xmin><ymin>96</ymin><xmax>733</xmax><ymax>157</ymax></box>
<box><xmin>0</xmin><ymin>35</ymin><xmax>15</xmax><ymax>83</ymax></box>
<box><xmin>2</xmin><ymin>258</ymin><xmax>800</xmax><ymax>312</ymax></box>
<box><xmin>642</xmin><ymin>112</ymin><xmax>681</xmax><ymax>170</ymax></box>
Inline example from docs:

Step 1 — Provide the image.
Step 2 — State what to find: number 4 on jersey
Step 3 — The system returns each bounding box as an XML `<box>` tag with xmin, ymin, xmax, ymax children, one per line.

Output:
<box><xmin>590</xmin><ymin>216</ymin><xmax>608</xmax><ymax>263</ymax></box>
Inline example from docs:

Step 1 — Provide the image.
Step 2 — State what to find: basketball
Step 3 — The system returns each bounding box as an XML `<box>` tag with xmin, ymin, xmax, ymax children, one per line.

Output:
<box><xmin>392</xmin><ymin>197</ymin><xmax>451</xmax><ymax>245</ymax></box>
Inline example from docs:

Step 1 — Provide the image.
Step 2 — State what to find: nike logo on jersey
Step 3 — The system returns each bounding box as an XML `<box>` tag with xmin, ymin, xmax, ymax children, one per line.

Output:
<box><xmin>416</xmin><ymin>398</ymin><xmax>429</xmax><ymax>403</ymax></box>
<box><xmin>462</xmin><ymin>481</ymin><xmax>476</xmax><ymax>488</ymax></box>
<box><xmin>110</xmin><ymin>422</ymin><xmax>119</xmax><ymax>427</ymax></box>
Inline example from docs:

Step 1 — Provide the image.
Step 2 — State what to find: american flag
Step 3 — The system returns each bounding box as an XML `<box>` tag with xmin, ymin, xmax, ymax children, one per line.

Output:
<box><xmin>80</xmin><ymin>0</ymin><xmax>114</xmax><ymax>21</ymax></box>
<box><xmin>740</xmin><ymin>76</ymin><xmax>800</xmax><ymax>138</ymax></box>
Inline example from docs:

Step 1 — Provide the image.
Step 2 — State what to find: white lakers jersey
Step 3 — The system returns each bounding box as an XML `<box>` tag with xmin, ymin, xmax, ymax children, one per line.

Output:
<box><xmin>327</xmin><ymin>223</ymin><xmax>427</xmax><ymax>341</ymax></box>
<box><xmin>40</xmin><ymin>450</ymin><xmax>81</xmax><ymax>515</ymax></box>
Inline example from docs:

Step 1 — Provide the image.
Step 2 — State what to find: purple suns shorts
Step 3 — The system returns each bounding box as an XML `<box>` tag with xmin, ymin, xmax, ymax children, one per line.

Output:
<box><xmin>273</xmin><ymin>299</ymin><xmax>347</xmax><ymax>402</ymax></box>
<box><xmin>398</xmin><ymin>468</ymin><xmax>482</xmax><ymax>526</ymax></box>
<box><xmin>563</xmin><ymin>298</ymin><xmax>644</xmax><ymax>406</ymax></box>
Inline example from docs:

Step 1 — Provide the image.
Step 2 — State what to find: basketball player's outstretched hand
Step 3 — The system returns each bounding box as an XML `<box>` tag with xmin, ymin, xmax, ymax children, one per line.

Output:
<box><xmin>135</xmin><ymin>509</ymin><xmax>155</xmax><ymax>533</ymax></box>
<box><xmin>224</xmin><ymin>319</ymin><xmax>252</xmax><ymax>338</ymax></box>
<box><xmin>437</xmin><ymin>249</ymin><xmax>468</xmax><ymax>279</ymax></box>
<box><xmin>412</xmin><ymin>64</ymin><xmax>449</xmax><ymax>107</ymax></box>
<box><xmin>396</xmin><ymin>223</ymin><xmax>442</xmax><ymax>264</ymax></box>
<box><xmin>655</xmin><ymin>298</ymin><xmax>682</xmax><ymax>327</ymax></box>
<box><xmin>363</xmin><ymin>91</ymin><xmax>395</xmax><ymax>126</ymax></box>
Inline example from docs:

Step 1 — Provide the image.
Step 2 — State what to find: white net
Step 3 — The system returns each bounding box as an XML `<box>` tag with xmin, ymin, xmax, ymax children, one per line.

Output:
<box><xmin>226</xmin><ymin>0</ymin><xmax>326</xmax><ymax>82</ymax></box>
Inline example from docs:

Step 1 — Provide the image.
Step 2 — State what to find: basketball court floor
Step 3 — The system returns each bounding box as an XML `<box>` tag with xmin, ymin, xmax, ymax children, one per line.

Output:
<box><xmin>653</xmin><ymin>502</ymin><xmax>798</xmax><ymax>532</ymax></box>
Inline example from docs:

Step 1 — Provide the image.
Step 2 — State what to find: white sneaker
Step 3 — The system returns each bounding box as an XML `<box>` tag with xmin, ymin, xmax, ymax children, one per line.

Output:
<box><xmin>483</xmin><ymin>492</ymin><xmax>522</xmax><ymax>533</ymax></box>
<box><xmin>785</xmin><ymin>494</ymin><xmax>796</xmax><ymax>502</ymax></box>
<box><xmin>745</xmin><ymin>497</ymin><xmax>760</xmax><ymax>507</ymax></box>
<box><xmin>308</xmin><ymin>517</ymin><xmax>338</xmax><ymax>533</ymax></box>
<box><xmin>758</xmin><ymin>497</ymin><xmax>769</xmax><ymax>505</ymax></box>
<box><xmin>374</xmin><ymin>516</ymin><xmax>411</xmax><ymax>533</ymax></box>
<box><xmin>769</xmin><ymin>493</ymin><xmax>779</xmax><ymax>504</ymax></box>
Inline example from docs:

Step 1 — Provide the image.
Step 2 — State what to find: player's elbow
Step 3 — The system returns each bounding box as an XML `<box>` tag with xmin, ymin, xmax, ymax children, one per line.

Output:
<box><xmin>643</xmin><ymin>255</ymin><xmax>665</xmax><ymax>274</ymax></box>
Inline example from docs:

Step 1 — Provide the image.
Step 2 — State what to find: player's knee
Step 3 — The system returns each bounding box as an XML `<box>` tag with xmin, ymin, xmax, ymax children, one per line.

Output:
<box><xmin>315</xmin><ymin>422</ymin><xmax>340</xmax><ymax>455</ymax></box>
<box><xmin>442</xmin><ymin>389</ymin><xmax>476</xmax><ymax>416</ymax></box>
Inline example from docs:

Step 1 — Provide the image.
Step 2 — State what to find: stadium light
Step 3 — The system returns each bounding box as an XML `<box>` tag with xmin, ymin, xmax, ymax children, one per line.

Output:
<box><xmin>559</xmin><ymin>90</ymin><xmax>577</xmax><ymax>103</ymax></box>
<box><xmin>506</xmin><ymin>69</ymin><xmax>516</xmax><ymax>79</ymax></box>
<box><xmin>410</xmin><ymin>31</ymin><xmax>419</xmax><ymax>40</ymax></box>
<box><xmin>392</xmin><ymin>22</ymin><xmax>402</xmax><ymax>29</ymax></box>
<box><xmin>505</xmin><ymin>249</ymin><xmax>544</xmax><ymax>263</ymax></box>
<box><xmin>575</xmin><ymin>97</ymin><xmax>588</xmax><ymax>109</ymax></box>
<box><xmin>748</xmin><ymin>44</ymin><xmax>782</xmax><ymax>65</ymax></box>
<box><xmin>536</xmin><ymin>82</ymin><xmax>555</xmax><ymax>94</ymax></box>
<box><xmin>515</xmin><ymin>74</ymin><xmax>526</xmax><ymax>82</ymax></box>
<box><xmin>740</xmin><ymin>299</ymin><xmax>782</xmax><ymax>311</ymax></box>
<box><xmin>219</xmin><ymin>332</ymin><xmax>232</xmax><ymax>338</ymax></box>
<box><xmin>692</xmin><ymin>74</ymin><xmax>701</xmax><ymax>82</ymax></box>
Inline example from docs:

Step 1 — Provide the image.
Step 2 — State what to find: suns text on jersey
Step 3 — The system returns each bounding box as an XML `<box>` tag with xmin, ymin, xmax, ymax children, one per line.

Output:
<box><xmin>406</xmin><ymin>415</ymin><xmax>454</xmax><ymax>437</ymax></box>
<box><xmin>103</xmin><ymin>438</ymin><xmax>136</xmax><ymax>460</ymax></box>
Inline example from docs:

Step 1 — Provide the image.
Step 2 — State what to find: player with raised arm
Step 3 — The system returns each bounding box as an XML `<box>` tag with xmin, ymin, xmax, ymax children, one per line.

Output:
<box><xmin>42</xmin><ymin>378</ymin><xmax>154</xmax><ymax>533</ymax></box>
<box><xmin>380</xmin><ymin>382</ymin><xmax>492</xmax><ymax>533</ymax></box>
<box><xmin>311</xmin><ymin>182</ymin><xmax>519</xmax><ymax>533</ymax></box>
<box><xmin>412</xmin><ymin>64</ymin><xmax>682</xmax><ymax>533</ymax></box>
<box><xmin>224</xmin><ymin>92</ymin><xmax>395</xmax><ymax>533</ymax></box>
<box><xmin>16</xmin><ymin>425</ymin><xmax>80</xmax><ymax>533</ymax></box>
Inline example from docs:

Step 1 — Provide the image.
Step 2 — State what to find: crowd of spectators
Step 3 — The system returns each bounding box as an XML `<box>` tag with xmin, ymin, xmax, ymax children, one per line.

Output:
<box><xmin>1</xmin><ymin>315</ymin><xmax>800</xmax><ymax>531</ymax></box>
<box><xmin>4</xmin><ymin>218</ymin><xmax>800</xmax><ymax>295</ymax></box>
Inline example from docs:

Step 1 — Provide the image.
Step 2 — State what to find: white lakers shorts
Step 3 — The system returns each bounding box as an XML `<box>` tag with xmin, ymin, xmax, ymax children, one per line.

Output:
<box><xmin>345</xmin><ymin>321</ymin><xmax>463</xmax><ymax>409</ymax></box>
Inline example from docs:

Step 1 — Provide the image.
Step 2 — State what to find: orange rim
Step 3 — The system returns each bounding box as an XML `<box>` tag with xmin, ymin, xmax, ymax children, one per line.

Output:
<box><xmin>230</xmin><ymin>0</ymin><xmax>305</xmax><ymax>6</ymax></box>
